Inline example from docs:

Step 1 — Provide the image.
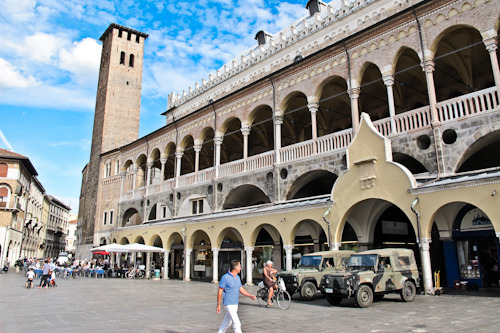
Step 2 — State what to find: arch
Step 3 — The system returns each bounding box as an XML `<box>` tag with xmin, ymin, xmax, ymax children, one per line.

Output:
<box><xmin>180</xmin><ymin>135</ymin><xmax>195</xmax><ymax>175</ymax></box>
<box><xmin>316</xmin><ymin>76</ymin><xmax>351</xmax><ymax>135</ymax></box>
<box><xmin>164</xmin><ymin>142</ymin><xmax>176</xmax><ymax>180</ymax></box>
<box><xmin>358</xmin><ymin>62</ymin><xmax>388</xmax><ymax>121</ymax></box>
<box><xmin>199</xmin><ymin>127</ymin><xmax>214</xmax><ymax>171</ymax></box>
<box><xmin>433</xmin><ymin>25</ymin><xmax>493</xmax><ymax>102</ymax></box>
<box><xmin>166</xmin><ymin>232</ymin><xmax>183</xmax><ymax>249</ymax></box>
<box><xmin>119</xmin><ymin>237</ymin><xmax>130</xmax><ymax>245</ymax></box>
<box><xmin>250</xmin><ymin>223</ymin><xmax>282</xmax><ymax>247</ymax></box>
<box><xmin>122</xmin><ymin>208</ymin><xmax>141</xmax><ymax>227</ymax></box>
<box><xmin>122</xmin><ymin>159</ymin><xmax>134</xmax><ymax>172</ymax></box>
<box><xmin>187</xmin><ymin>229</ymin><xmax>213</xmax><ymax>249</ymax></box>
<box><xmin>286</xmin><ymin>170</ymin><xmax>338</xmax><ymax>200</ymax></box>
<box><xmin>281</xmin><ymin>91</ymin><xmax>310</xmax><ymax>147</ymax></box>
<box><xmin>248</xmin><ymin>105</ymin><xmax>274</xmax><ymax>156</ymax></box>
<box><xmin>456</xmin><ymin>129</ymin><xmax>500</xmax><ymax>172</ymax></box>
<box><xmin>222</xmin><ymin>184</ymin><xmax>271</xmax><ymax>210</ymax></box>
<box><xmin>392</xmin><ymin>152</ymin><xmax>428</xmax><ymax>174</ymax></box>
<box><xmin>291</xmin><ymin>219</ymin><xmax>327</xmax><ymax>253</ymax></box>
<box><xmin>216</xmin><ymin>227</ymin><xmax>244</xmax><ymax>249</ymax></box>
<box><xmin>393</xmin><ymin>47</ymin><xmax>429</xmax><ymax>113</ymax></box>
<box><xmin>219</xmin><ymin>117</ymin><xmax>243</xmax><ymax>164</ymax></box>
<box><xmin>134</xmin><ymin>236</ymin><xmax>145</xmax><ymax>244</ymax></box>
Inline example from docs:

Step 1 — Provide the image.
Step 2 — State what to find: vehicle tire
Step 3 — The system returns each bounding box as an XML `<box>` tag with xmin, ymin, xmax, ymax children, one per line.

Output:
<box><xmin>126</xmin><ymin>271</ymin><xmax>133</xmax><ymax>279</ymax></box>
<box><xmin>400</xmin><ymin>281</ymin><xmax>416</xmax><ymax>302</ymax></box>
<box><xmin>300</xmin><ymin>281</ymin><xmax>317</xmax><ymax>301</ymax></box>
<box><xmin>257</xmin><ymin>288</ymin><xmax>268</xmax><ymax>307</ymax></box>
<box><xmin>326</xmin><ymin>294</ymin><xmax>342</xmax><ymax>306</ymax></box>
<box><xmin>276</xmin><ymin>290</ymin><xmax>292</xmax><ymax>310</ymax></box>
<box><xmin>137</xmin><ymin>270</ymin><xmax>145</xmax><ymax>279</ymax></box>
<box><xmin>355</xmin><ymin>285</ymin><xmax>373</xmax><ymax>308</ymax></box>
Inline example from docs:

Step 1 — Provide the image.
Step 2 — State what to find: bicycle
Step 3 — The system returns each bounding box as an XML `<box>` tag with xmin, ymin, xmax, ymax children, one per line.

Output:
<box><xmin>256</xmin><ymin>277</ymin><xmax>291</xmax><ymax>310</ymax></box>
<box><xmin>125</xmin><ymin>267</ymin><xmax>145</xmax><ymax>279</ymax></box>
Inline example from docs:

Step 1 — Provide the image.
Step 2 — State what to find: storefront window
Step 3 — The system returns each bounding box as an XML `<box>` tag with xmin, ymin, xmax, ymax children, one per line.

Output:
<box><xmin>457</xmin><ymin>240</ymin><xmax>480</xmax><ymax>279</ymax></box>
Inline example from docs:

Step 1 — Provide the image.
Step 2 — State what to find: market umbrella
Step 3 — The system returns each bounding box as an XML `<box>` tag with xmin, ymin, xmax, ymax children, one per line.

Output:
<box><xmin>90</xmin><ymin>243</ymin><xmax>129</xmax><ymax>253</ymax></box>
<box><xmin>122</xmin><ymin>243</ymin><xmax>165</xmax><ymax>253</ymax></box>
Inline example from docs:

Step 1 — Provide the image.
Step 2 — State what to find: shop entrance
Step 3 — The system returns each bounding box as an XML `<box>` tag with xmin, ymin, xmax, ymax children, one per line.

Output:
<box><xmin>218</xmin><ymin>249</ymin><xmax>241</xmax><ymax>279</ymax></box>
<box><xmin>449</xmin><ymin>205</ymin><xmax>500</xmax><ymax>288</ymax></box>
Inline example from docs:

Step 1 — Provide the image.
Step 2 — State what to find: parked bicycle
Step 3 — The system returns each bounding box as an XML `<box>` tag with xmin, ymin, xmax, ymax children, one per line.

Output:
<box><xmin>256</xmin><ymin>277</ymin><xmax>291</xmax><ymax>310</ymax></box>
<box><xmin>125</xmin><ymin>267</ymin><xmax>145</xmax><ymax>279</ymax></box>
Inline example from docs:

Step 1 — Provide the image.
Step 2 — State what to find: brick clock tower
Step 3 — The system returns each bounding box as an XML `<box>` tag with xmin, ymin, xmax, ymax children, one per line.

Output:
<box><xmin>77</xmin><ymin>24</ymin><xmax>148</xmax><ymax>257</ymax></box>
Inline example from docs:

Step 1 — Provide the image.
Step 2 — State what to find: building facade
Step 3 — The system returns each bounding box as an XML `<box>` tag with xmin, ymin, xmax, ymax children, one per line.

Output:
<box><xmin>0</xmin><ymin>148</ymin><xmax>71</xmax><ymax>265</ymax></box>
<box><xmin>66</xmin><ymin>214</ymin><xmax>78</xmax><ymax>256</ymax></box>
<box><xmin>79</xmin><ymin>0</ymin><xmax>500</xmax><ymax>292</ymax></box>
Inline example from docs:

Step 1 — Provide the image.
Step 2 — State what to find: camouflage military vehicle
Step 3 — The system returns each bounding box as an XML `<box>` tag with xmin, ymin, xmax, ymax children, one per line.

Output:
<box><xmin>277</xmin><ymin>250</ymin><xmax>355</xmax><ymax>301</ymax></box>
<box><xmin>320</xmin><ymin>248</ymin><xmax>419</xmax><ymax>307</ymax></box>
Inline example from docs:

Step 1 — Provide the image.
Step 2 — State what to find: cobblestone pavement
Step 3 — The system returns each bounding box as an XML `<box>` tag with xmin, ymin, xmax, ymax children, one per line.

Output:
<box><xmin>1</xmin><ymin>270</ymin><xmax>500</xmax><ymax>333</ymax></box>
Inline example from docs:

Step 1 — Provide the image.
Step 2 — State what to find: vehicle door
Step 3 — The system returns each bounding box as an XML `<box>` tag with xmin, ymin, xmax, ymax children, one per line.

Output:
<box><xmin>374</xmin><ymin>256</ymin><xmax>395</xmax><ymax>292</ymax></box>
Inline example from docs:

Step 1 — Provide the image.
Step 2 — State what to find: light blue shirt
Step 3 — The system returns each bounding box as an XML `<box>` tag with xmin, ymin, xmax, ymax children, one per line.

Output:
<box><xmin>219</xmin><ymin>271</ymin><xmax>242</xmax><ymax>306</ymax></box>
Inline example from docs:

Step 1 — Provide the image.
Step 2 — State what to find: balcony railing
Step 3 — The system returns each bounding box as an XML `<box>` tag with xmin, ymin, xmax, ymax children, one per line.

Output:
<box><xmin>113</xmin><ymin>87</ymin><xmax>498</xmax><ymax>200</ymax></box>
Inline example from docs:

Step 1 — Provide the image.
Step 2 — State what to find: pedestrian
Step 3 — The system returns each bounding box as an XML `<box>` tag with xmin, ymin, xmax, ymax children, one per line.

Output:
<box><xmin>216</xmin><ymin>259</ymin><xmax>256</xmax><ymax>333</ymax></box>
<box><xmin>26</xmin><ymin>268</ymin><xmax>35</xmax><ymax>288</ymax></box>
<box><xmin>38</xmin><ymin>259</ymin><xmax>51</xmax><ymax>288</ymax></box>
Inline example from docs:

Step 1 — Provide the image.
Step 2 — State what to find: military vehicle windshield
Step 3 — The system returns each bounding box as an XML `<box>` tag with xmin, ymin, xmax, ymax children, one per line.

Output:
<box><xmin>347</xmin><ymin>254</ymin><xmax>377</xmax><ymax>271</ymax></box>
<box><xmin>297</xmin><ymin>255</ymin><xmax>322</xmax><ymax>268</ymax></box>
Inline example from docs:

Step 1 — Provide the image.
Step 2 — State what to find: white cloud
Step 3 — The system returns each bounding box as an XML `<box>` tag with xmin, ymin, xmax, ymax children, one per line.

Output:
<box><xmin>0</xmin><ymin>0</ymin><xmax>36</xmax><ymax>22</ymax></box>
<box><xmin>0</xmin><ymin>58</ymin><xmax>37</xmax><ymax>90</ymax></box>
<box><xmin>59</xmin><ymin>38</ymin><xmax>101</xmax><ymax>85</ymax></box>
<box><xmin>25</xmin><ymin>33</ymin><xmax>66</xmax><ymax>63</ymax></box>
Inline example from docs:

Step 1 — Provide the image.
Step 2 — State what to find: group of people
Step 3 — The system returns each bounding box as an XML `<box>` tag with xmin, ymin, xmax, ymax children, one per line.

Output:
<box><xmin>216</xmin><ymin>259</ymin><xmax>278</xmax><ymax>333</ymax></box>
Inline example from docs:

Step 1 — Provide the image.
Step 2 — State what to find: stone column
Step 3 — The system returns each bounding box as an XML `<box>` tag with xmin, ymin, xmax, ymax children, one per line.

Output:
<box><xmin>160</xmin><ymin>156</ymin><xmax>166</xmax><ymax>181</ymax></box>
<box><xmin>241</xmin><ymin>126</ymin><xmax>251</xmax><ymax>171</ymax></box>
<box><xmin>421</xmin><ymin>59</ymin><xmax>440</xmax><ymax>126</ymax></box>
<box><xmin>307</xmin><ymin>100</ymin><xmax>319</xmax><ymax>153</ymax></box>
<box><xmin>175</xmin><ymin>150</ymin><xmax>183</xmax><ymax>188</ymax></box>
<box><xmin>212</xmin><ymin>248</ymin><xmax>220</xmax><ymax>283</ymax></box>
<box><xmin>484</xmin><ymin>37</ymin><xmax>500</xmax><ymax>98</ymax></box>
<box><xmin>184</xmin><ymin>248</ymin><xmax>192</xmax><ymax>281</ymax></box>
<box><xmin>119</xmin><ymin>172</ymin><xmax>126</xmax><ymax>197</ymax></box>
<box><xmin>274</xmin><ymin>113</ymin><xmax>284</xmax><ymax>164</ymax></box>
<box><xmin>163</xmin><ymin>249</ymin><xmax>169</xmax><ymax>279</ymax></box>
<box><xmin>194</xmin><ymin>143</ymin><xmax>202</xmax><ymax>174</ymax></box>
<box><xmin>349</xmin><ymin>88</ymin><xmax>361</xmax><ymax>134</ymax></box>
<box><xmin>284</xmin><ymin>245</ymin><xmax>294</xmax><ymax>271</ymax></box>
<box><xmin>214</xmin><ymin>134</ymin><xmax>223</xmax><ymax>178</ymax></box>
<box><xmin>145</xmin><ymin>252</ymin><xmax>151</xmax><ymax>279</ymax></box>
<box><xmin>382</xmin><ymin>75</ymin><xmax>397</xmax><ymax>134</ymax></box>
<box><xmin>420</xmin><ymin>238</ymin><xmax>434</xmax><ymax>295</ymax></box>
<box><xmin>145</xmin><ymin>162</ymin><xmax>153</xmax><ymax>195</ymax></box>
<box><xmin>245</xmin><ymin>246</ymin><xmax>254</xmax><ymax>285</ymax></box>
<box><xmin>132</xmin><ymin>168</ymin><xmax>137</xmax><ymax>192</ymax></box>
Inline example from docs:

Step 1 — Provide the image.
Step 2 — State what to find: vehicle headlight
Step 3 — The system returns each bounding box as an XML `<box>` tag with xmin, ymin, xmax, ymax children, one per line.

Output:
<box><xmin>346</xmin><ymin>279</ymin><xmax>351</xmax><ymax>286</ymax></box>
<box><xmin>325</xmin><ymin>278</ymin><xmax>330</xmax><ymax>285</ymax></box>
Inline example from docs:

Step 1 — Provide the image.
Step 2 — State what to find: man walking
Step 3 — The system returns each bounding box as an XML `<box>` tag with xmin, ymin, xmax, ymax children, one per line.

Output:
<box><xmin>216</xmin><ymin>259</ymin><xmax>256</xmax><ymax>333</ymax></box>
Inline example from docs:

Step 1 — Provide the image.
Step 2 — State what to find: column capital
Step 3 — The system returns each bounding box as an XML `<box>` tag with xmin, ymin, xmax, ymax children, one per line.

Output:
<box><xmin>244</xmin><ymin>246</ymin><xmax>254</xmax><ymax>252</ymax></box>
<box><xmin>193</xmin><ymin>144</ymin><xmax>202</xmax><ymax>152</ymax></box>
<box><xmin>273</xmin><ymin>114</ymin><xmax>284</xmax><ymax>125</ymax></box>
<box><xmin>382</xmin><ymin>74</ymin><xmax>395</xmax><ymax>86</ymax></box>
<box><xmin>185</xmin><ymin>248</ymin><xmax>193</xmax><ymax>255</ymax></box>
<box><xmin>120</xmin><ymin>172</ymin><xmax>126</xmax><ymax>178</ymax></box>
<box><xmin>214</xmin><ymin>135</ymin><xmax>224</xmax><ymax>145</ymax></box>
<box><xmin>307</xmin><ymin>101</ymin><xmax>320</xmax><ymax>113</ymax></box>
<box><xmin>211</xmin><ymin>247</ymin><xmax>220</xmax><ymax>252</ymax></box>
<box><xmin>348</xmin><ymin>88</ymin><xmax>361</xmax><ymax>99</ymax></box>
<box><xmin>160</xmin><ymin>157</ymin><xmax>167</xmax><ymax>164</ymax></box>
<box><xmin>421</xmin><ymin>60</ymin><xmax>435</xmax><ymax>73</ymax></box>
<box><xmin>420</xmin><ymin>237</ymin><xmax>432</xmax><ymax>251</ymax></box>
<box><xmin>484</xmin><ymin>37</ymin><xmax>498</xmax><ymax>53</ymax></box>
<box><xmin>241</xmin><ymin>126</ymin><xmax>251</xmax><ymax>136</ymax></box>
<box><xmin>283</xmin><ymin>244</ymin><xmax>294</xmax><ymax>251</ymax></box>
<box><xmin>175</xmin><ymin>150</ymin><xmax>184</xmax><ymax>159</ymax></box>
<box><xmin>331</xmin><ymin>242</ymin><xmax>341</xmax><ymax>251</ymax></box>
<box><xmin>147</xmin><ymin>162</ymin><xmax>154</xmax><ymax>168</ymax></box>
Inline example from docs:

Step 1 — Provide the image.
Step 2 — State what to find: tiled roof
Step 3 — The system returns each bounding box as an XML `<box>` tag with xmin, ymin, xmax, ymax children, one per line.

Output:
<box><xmin>0</xmin><ymin>148</ymin><xmax>38</xmax><ymax>175</ymax></box>
<box><xmin>0</xmin><ymin>148</ymin><xmax>27</xmax><ymax>159</ymax></box>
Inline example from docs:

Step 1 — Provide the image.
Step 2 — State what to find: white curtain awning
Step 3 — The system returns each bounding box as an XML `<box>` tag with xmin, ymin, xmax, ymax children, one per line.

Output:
<box><xmin>122</xmin><ymin>243</ymin><xmax>165</xmax><ymax>253</ymax></box>
<box><xmin>90</xmin><ymin>243</ymin><xmax>129</xmax><ymax>253</ymax></box>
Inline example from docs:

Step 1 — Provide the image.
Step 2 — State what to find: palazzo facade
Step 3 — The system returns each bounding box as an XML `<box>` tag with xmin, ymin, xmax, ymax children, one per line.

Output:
<box><xmin>78</xmin><ymin>0</ymin><xmax>500</xmax><ymax>293</ymax></box>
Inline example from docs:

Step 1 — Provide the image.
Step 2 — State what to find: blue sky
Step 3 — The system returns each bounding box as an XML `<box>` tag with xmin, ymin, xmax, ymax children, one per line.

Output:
<box><xmin>0</xmin><ymin>0</ymin><xmax>308</xmax><ymax>213</ymax></box>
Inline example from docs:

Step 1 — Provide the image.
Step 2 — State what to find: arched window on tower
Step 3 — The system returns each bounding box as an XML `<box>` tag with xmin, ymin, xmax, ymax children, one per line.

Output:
<box><xmin>129</xmin><ymin>54</ymin><xmax>135</xmax><ymax>68</ymax></box>
<box><xmin>120</xmin><ymin>52</ymin><xmax>125</xmax><ymax>65</ymax></box>
<box><xmin>0</xmin><ymin>186</ymin><xmax>9</xmax><ymax>208</ymax></box>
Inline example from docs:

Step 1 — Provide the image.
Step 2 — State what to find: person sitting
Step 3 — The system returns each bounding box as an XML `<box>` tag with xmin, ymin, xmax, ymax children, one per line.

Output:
<box><xmin>263</xmin><ymin>260</ymin><xmax>278</xmax><ymax>307</ymax></box>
